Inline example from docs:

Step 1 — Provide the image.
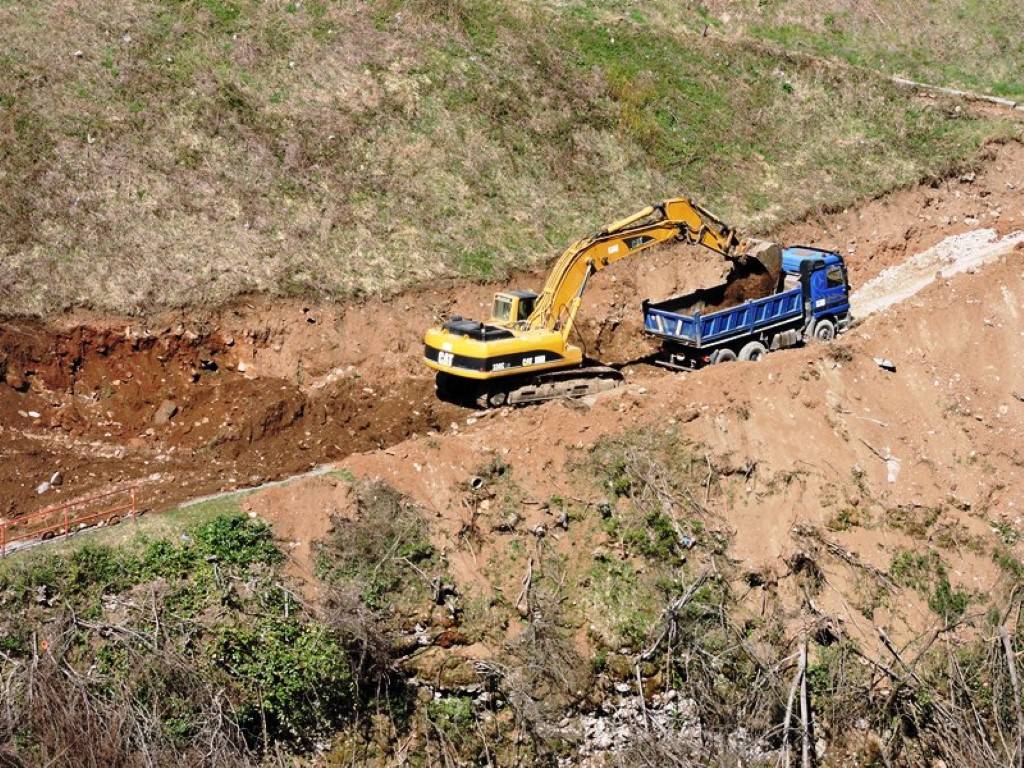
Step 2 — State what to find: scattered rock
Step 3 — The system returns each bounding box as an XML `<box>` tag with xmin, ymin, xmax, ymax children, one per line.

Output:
<box><xmin>873</xmin><ymin>357</ymin><xmax>896</xmax><ymax>372</ymax></box>
<box><xmin>5</xmin><ymin>369</ymin><xmax>29</xmax><ymax>392</ymax></box>
<box><xmin>406</xmin><ymin>647</ymin><xmax>479</xmax><ymax>690</ymax></box>
<box><xmin>36</xmin><ymin>481</ymin><xmax>51</xmax><ymax>495</ymax></box>
<box><xmin>886</xmin><ymin>456</ymin><xmax>902</xmax><ymax>483</ymax></box>
<box><xmin>492</xmin><ymin>511</ymin><xmax>520</xmax><ymax>532</ymax></box>
<box><xmin>679</xmin><ymin>407</ymin><xmax>700</xmax><ymax>423</ymax></box>
<box><xmin>27</xmin><ymin>410</ymin><xmax>41</xmax><ymax>419</ymax></box>
<box><xmin>153</xmin><ymin>400</ymin><xmax>178</xmax><ymax>426</ymax></box>
<box><xmin>50</xmin><ymin>471</ymin><xmax>63</xmax><ymax>487</ymax></box>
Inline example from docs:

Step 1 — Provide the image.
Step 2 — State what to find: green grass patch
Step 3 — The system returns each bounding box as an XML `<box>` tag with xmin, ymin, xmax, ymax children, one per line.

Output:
<box><xmin>0</xmin><ymin>0</ymin><xmax>1018</xmax><ymax>315</ymax></box>
<box><xmin>890</xmin><ymin>547</ymin><xmax>971</xmax><ymax>623</ymax></box>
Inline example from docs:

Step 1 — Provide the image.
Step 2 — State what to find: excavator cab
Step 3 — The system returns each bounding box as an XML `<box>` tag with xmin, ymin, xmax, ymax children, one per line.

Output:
<box><xmin>489</xmin><ymin>290</ymin><xmax>538</xmax><ymax>328</ymax></box>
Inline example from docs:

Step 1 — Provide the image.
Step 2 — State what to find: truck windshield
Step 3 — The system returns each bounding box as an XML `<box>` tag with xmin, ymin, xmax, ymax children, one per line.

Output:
<box><xmin>826</xmin><ymin>265</ymin><xmax>845</xmax><ymax>288</ymax></box>
<box><xmin>492</xmin><ymin>296</ymin><xmax>513</xmax><ymax>322</ymax></box>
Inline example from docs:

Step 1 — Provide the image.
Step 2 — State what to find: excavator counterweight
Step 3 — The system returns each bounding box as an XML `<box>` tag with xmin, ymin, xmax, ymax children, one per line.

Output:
<box><xmin>423</xmin><ymin>197</ymin><xmax>778</xmax><ymax>407</ymax></box>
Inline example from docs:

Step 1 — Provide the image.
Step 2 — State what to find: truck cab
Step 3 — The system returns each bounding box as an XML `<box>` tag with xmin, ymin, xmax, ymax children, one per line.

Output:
<box><xmin>783</xmin><ymin>247</ymin><xmax>852</xmax><ymax>340</ymax></box>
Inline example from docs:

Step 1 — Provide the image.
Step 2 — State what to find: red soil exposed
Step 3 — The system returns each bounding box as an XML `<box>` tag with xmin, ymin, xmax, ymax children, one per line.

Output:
<box><xmin>3</xmin><ymin>140</ymin><xmax>1023</xmax><ymax>541</ymax></box>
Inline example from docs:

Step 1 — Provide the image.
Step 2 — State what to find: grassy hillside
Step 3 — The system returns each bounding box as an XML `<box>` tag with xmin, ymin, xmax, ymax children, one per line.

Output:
<box><xmin>0</xmin><ymin>0</ymin><xmax>1019</xmax><ymax>315</ymax></box>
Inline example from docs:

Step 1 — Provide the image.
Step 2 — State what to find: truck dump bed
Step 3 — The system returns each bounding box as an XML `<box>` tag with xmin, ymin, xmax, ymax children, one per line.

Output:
<box><xmin>643</xmin><ymin>284</ymin><xmax>803</xmax><ymax>348</ymax></box>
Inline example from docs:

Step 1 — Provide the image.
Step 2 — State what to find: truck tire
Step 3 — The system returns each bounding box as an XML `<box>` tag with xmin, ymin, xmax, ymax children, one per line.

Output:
<box><xmin>813</xmin><ymin>319</ymin><xmax>835</xmax><ymax>342</ymax></box>
<box><xmin>738</xmin><ymin>341</ymin><xmax>767</xmax><ymax>361</ymax></box>
<box><xmin>710</xmin><ymin>348</ymin><xmax>737</xmax><ymax>365</ymax></box>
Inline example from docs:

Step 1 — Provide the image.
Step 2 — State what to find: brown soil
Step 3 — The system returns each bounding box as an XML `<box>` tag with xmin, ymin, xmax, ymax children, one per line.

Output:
<box><xmin>4</xmin><ymin>142</ymin><xmax>1024</xmax><ymax>661</ymax></box>
<box><xmin>231</xmin><ymin>139</ymin><xmax>1024</xmax><ymax>658</ymax></box>
<box><xmin>0</xmin><ymin>311</ymin><xmax>462</xmax><ymax>519</ymax></box>
<box><xmin>332</xmin><ymin>249</ymin><xmax>1024</xmax><ymax>655</ymax></box>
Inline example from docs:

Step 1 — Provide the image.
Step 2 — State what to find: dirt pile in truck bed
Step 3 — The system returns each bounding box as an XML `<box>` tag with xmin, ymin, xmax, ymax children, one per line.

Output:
<box><xmin>713</xmin><ymin>253</ymin><xmax>782</xmax><ymax>311</ymax></box>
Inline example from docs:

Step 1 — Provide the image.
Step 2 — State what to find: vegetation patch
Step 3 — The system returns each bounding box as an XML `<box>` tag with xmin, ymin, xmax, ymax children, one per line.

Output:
<box><xmin>315</xmin><ymin>481</ymin><xmax>438</xmax><ymax>611</ymax></box>
<box><xmin>587</xmin><ymin>427</ymin><xmax>725</xmax><ymax>562</ymax></box>
<box><xmin>0</xmin><ymin>513</ymin><xmax>360</xmax><ymax>764</ymax></box>
<box><xmin>890</xmin><ymin>547</ymin><xmax>971</xmax><ymax>623</ymax></box>
<box><xmin>0</xmin><ymin>0</ymin><xmax>1018</xmax><ymax>315</ymax></box>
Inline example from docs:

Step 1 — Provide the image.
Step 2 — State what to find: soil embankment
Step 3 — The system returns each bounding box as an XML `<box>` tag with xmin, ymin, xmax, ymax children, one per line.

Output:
<box><xmin>2</xmin><ymin>140</ymin><xmax>1023</xmax><ymax>529</ymax></box>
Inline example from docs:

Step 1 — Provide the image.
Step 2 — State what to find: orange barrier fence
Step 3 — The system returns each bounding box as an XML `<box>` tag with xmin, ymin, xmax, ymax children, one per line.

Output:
<box><xmin>0</xmin><ymin>487</ymin><xmax>139</xmax><ymax>557</ymax></box>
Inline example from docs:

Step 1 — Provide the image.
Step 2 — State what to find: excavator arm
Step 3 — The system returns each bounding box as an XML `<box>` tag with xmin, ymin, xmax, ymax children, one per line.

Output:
<box><xmin>526</xmin><ymin>198</ymin><xmax>745</xmax><ymax>342</ymax></box>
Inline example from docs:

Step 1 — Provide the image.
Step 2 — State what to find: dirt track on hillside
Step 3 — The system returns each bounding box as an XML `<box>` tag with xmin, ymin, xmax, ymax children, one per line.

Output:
<box><xmin>2</xmin><ymin>142</ymin><xmax>1023</xmax><ymax>608</ymax></box>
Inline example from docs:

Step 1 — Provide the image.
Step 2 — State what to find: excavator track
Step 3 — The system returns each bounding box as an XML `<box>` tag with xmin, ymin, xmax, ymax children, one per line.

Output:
<box><xmin>436</xmin><ymin>368</ymin><xmax>623</xmax><ymax>409</ymax></box>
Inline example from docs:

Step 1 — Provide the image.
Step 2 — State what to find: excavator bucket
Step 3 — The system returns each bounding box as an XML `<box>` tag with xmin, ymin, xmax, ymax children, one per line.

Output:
<box><xmin>712</xmin><ymin>239</ymin><xmax>785</xmax><ymax>309</ymax></box>
<box><xmin>737</xmin><ymin>238</ymin><xmax>783</xmax><ymax>284</ymax></box>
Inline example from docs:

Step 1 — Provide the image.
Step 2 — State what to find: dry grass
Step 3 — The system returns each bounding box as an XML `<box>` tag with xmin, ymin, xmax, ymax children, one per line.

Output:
<box><xmin>0</xmin><ymin>0</ymin><xmax>1019</xmax><ymax>316</ymax></box>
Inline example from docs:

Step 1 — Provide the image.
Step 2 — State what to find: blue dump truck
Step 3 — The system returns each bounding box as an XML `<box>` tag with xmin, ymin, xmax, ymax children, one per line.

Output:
<box><xmin>642</xmin><ymin>246</ymin><xmax>852</xmax><ymax>370</ymax></box>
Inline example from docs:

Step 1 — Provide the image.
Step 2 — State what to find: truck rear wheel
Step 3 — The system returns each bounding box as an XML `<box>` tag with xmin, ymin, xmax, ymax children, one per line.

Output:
<box><xmin>710</xmin><ymin>348</ymin><xmax>737</xmax><ymax>365</ymax></box>
<box><xmin>738</xmin><ymin>341</ymin><xmax>767</xmax><ymax>361</ymax></box>
<box><xmin>813</xmin><ymin>319</ymin><xmax>836</xmax><ymax>342</ymax></box>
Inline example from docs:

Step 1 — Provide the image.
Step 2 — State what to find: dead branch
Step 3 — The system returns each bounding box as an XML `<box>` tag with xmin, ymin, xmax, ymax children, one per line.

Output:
<box><xmin>1000</xmin><ymin>626</ymin><xmax>1024</xmax><ymax>768</ymax></box>
<box><xmin>515</xmin><ymin>556</ymin><xmax>534</xmax><ymax>618</ymax></box>
<box><xmin>798</xmin><ymin>640</ymin><xmax>812</xmax><ymax>768</ymax></box>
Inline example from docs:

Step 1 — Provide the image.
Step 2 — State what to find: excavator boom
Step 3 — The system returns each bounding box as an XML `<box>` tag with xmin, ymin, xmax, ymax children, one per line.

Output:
<box><xmin>527</xmin><ymin>198</ymin><xmax>744</xmax><ymax>341</ymax></box>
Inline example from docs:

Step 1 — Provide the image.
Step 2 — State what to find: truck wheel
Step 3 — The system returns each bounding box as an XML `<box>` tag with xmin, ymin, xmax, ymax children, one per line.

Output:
<box><xmin>710</xmin><ymin>348</ymin><xmax>737</xmax><ymax>365</ymax></box>
<box><xmin>813</xmin><ymin>319</ymin><xmax>836</xmax><ymax>342</ymax></box>
<box><xmin>738</xmin><ymin>341</ymin><xmax>767</xmax><ymax>362</ymax></box>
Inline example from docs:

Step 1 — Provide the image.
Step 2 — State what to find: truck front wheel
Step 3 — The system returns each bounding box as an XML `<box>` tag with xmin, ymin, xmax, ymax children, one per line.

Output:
<box><xmin>813</xmin><ymin>319</ymin><xmax>836</xmax><ymax>342</ymax></box>
<box><xmin>739</xmin><ymin>341</ymin><xmax>767</xmax><ymax>361</ymax></box>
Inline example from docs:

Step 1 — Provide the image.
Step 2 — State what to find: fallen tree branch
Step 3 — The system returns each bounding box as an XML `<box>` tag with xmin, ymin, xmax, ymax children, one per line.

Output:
<box><xmin>1000</xmin><ymin>626</ymin><xmax>1024</xmax><ymax>768</ymax></box>
<box><xmin>514</xmin><ymin>557</ymin><xmax>533</xmax><ymax>618</ymax></box>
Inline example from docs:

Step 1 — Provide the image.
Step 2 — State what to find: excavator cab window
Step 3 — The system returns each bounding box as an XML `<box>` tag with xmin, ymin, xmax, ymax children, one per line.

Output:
<box><xmin>515</xmin><ymin>294</ymin><xmax>536</xmax><ymax>321</ymax></box>
<box><xmin>492</xmin><ymin>295</ymin><xmax>514</xmax><ymax>323</ymax></box>
<box><xmin>491</xmin><ymin>292</ymin><xmax>537</xmax><ymax>326</ymax></box>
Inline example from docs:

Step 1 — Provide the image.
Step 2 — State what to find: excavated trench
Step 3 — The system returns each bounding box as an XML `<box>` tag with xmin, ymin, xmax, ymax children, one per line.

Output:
<box><xmin>0</xmin><ymin>316</ymin><xmax>460</xmax><ymax>519</ymax></box>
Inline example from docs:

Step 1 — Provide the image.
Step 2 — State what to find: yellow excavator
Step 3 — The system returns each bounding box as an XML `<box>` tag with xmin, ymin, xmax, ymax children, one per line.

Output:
<box><xmin>423</xmin><ymin>197</ymin><xmax>779</xmax><ymax>407</ymax></box>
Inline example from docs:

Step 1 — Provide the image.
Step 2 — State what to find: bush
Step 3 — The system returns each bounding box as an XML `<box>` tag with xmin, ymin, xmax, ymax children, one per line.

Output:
<box><xmin>214</xmin><ymin>619</ymin><xmax>353</xmax><ymax>747</ymax></box>
<box><xmin>316</xmin><ymin>483</ymin><xmax>435</xmax><ymax>609</ymax></box>
<box><xmin>193</xmin><ymin>515</ymin><xmax>282</xmax><ymax>567</ymax></box>
<box><xmin>890</xmin><ymin>547</ymin><xmax>970</xmax><ymax>623</ymax></box>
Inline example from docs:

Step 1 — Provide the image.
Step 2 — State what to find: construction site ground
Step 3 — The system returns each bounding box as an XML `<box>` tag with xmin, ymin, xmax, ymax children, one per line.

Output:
<box><xmin>3</xmin><ymin>140</ymin><xmax>1024</xmax><ymax>655</ymax></box>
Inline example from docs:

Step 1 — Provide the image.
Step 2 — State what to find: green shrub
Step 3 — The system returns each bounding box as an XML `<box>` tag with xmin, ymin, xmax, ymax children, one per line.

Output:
<box><xmin>890</xmin><ymin>548</ymin><xmax>970</xmax><ymax>623</ymax></box>
<box><xmin>214</xmin><ymin>618</ymin><xmax>353</xmax><ymax>747</ymax></box>
<box><xmin>316</xmin><ymin>483</ymin><xmax>435</xmax><ymax>609</ymax></box>
<box><xmin>193</xmin><ymin>515</ymin><xmax>282</xmax><ymax>567</ymax></box>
